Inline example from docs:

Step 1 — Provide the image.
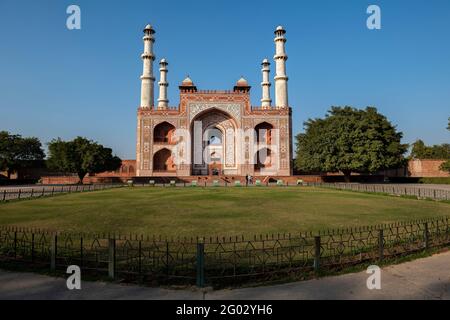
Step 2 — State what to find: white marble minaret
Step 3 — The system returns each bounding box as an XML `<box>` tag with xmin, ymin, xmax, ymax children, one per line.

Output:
<box><xmin>261</xmin><ymin>59</ymin><xmax>272</xmax><ymax>108</ymax></box>
<box><xmin>274</xmin><ymin>26</ymin><xmax>288</xmax><ymax>108</ymax></box>
<box><xmin>140</xmin><ymin>24</ymin><xmax>155</xmax><ymax>108</ymax></box>
<box><xmin>157</xmin><ymin>58</ymin><xmax>169</xmax><ymax>109</ymax></box>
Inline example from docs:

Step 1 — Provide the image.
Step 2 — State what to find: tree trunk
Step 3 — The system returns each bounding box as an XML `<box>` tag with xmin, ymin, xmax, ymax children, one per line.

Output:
<box><xmin>342</xmin><ymin>170</ymin><xmax>352</xmax><ymax>183</ymax></box>
<box><xmin>78</xmin><ymin>172</ymin><xmax>86</xmax><ymax>184</ymax></box>
<box><xmin>7</xmin><ymin>169</ymin><xmax>12</xmax><ymax>180</ymax></box>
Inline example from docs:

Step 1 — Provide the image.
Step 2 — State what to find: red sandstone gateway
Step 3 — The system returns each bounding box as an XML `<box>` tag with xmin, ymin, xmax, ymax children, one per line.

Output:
<box><xmin>135</xmin><ymin>24</ymin><xmax>293</xmax><ymax>177</ymax></box>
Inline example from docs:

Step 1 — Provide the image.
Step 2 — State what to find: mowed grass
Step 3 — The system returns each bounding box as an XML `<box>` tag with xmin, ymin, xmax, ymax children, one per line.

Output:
<box><xmin>0</xmin><ymin>187</ymin><xmax>449</xmax><ymax>237</ymax></box>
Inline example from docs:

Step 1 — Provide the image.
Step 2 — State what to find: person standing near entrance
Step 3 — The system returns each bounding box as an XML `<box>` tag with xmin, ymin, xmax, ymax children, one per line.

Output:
<box><xmin>245</xmin><ymin>174</ymin><xmax>249</xmax><ymax>187</ymax></box>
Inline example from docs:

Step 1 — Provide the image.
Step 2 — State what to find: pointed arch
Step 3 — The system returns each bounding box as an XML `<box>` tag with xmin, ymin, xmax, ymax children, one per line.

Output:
<box><xmin>254</xmin><ymin>147</ymin><xmax>274</xmax><ymax>171</ymax></box>
<box><xmin>255</xmin><ymin>122</ymin><xmax>274</xmax><ymax>144</ymax></box>
<box><xmin>153</xmin><ymin>148</ymin><xmax>176</xmax><ymax>172</ymax></box>
<box><xmin>154</xmin><ymin>121</ymin><xmax>176</xmax><ymax>144</ymax></box>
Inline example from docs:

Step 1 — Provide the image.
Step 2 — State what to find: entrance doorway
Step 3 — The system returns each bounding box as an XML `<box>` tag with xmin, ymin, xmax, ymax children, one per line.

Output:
<box><xmin>190</xmin><ymin>109</ymin><xmax>237</xmax><ymax>176</ymax></box>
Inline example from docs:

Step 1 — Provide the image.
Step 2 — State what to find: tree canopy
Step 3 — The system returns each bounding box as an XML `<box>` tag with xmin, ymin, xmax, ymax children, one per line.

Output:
<box><xmin>295</xmin><ymin>106</ymin><xmax>408</xmax><ymax>181</ymax></box>
<box><xmin>439</xmin><ymin>118</ymin><xmax>450</xmax><ymax>173</ymax></box>
<box><xmin>410</xmin><ymin>140</ymin><xmax>450</xmax><ymax>160</ymax></box>
<box><xmin>47</xmin><ymin>137</ymin><xmax>122</xmax><ymax>183</ymax></box>
<box><xmin>0</xmin><ymin>131</ymin><xmax>45</xmax><ymax>179</ymax></box>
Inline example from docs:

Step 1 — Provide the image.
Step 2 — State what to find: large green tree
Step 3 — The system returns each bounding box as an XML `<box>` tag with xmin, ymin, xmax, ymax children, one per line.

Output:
<box><xmin>0</xmin><ymin>131</ymin><xmax>45</xmax><ymax>179</ymax></box>
<box><xmin>47</xmin><ymin>137</ymin><xmax>122</xmax><ymax>183</ymax></box>
<box><xmin>295</xmin><ymin>106</ymin><xmax>408</xmax><ymax>181</ymax></box>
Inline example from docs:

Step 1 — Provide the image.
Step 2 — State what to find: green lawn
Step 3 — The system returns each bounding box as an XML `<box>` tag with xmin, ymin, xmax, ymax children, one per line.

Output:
<box><xmin>0</xmin><ymin>187</ymin><xmax>449</xmax><ymax>237</ymax></box>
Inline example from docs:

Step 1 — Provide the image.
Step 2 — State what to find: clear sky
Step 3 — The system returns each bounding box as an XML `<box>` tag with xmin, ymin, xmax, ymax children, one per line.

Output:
<box><xmin>0</xmin><ymin>0</ymin><xmax>449</xmax><ymax>159</ymax></box>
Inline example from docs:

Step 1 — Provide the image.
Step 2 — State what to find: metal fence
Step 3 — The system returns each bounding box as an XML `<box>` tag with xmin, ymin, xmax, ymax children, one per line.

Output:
<box><xmin>3</xmin><ymin>182</ymin><xmax>448</xmax><ymax>202</ymax></box>
<box><xmin>1</xmin><ymin>217</ymin><xmax>449</xmax><ymax>287</ymax></box>
<box><xmin>308</xmin><ymin>182</ymin><xmax>450</xmax><ymax>201</ymax></box>
<box><xmin>0</xmin><ymin>184</ymin><xmax>124</xmax><ymax>201</ymax></box>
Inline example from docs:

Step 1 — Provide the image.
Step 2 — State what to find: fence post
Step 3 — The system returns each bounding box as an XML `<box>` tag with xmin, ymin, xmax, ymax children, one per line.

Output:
<box><xmin>80</xmin><ymin>236</ymin><xmax>83</xmax><ymax>269</ymax></box>
<box><xmin>31</xmin><ymin>233</ymin><xmax>35</xmax><ymax>263</ymax></box>
<box><xmin>166</xmin><ymin>241</ymin><xmax>170</xmax><ymax>279</ymax></box>
<box><xmin>2</xmin><ymin>190</ymin><xmax>5</xmax><ymax>201</ymax></box>
<box><xmin>14</xmin><ymin>231</ymin><xmax>17</xmax><ymax>259</ymax></box>
<box><xmin>314</xmin><ymin>236</ymin><xmax>321</xmax><ymax>273</ymax></box>
<box><xmin>378</xmin><ymin>229</ymin><xmax>384</xmax><ymax>261</ymax></box>
<box><xmin>138</xmin><ymin>240</ymin><xmax>142</xmax><ymax>277</ymax></box>
<box><xmin>30</xmin><ymin>188</ymin><xmax>34</xmax><ymax>198</ymax></box>
<box><xmin>196</xmin><ymin>239</ymin><xmax>205</xmax><ymax>288</ymax></box>
<box><xmin>108</xmin><ymin>238</ymin><xmax>116</xmax><ymax>279</ymax></box>
<box><xmin>18</xmin><ymin>189</ymin><xmax>21</xmax><ymax>200</ymax></box>
<box><xmin>424</xmin><ymin>222</ymin><xmax>429</xmax><ymax>250</ymax></box>
<box><xmin>51</xmin><ymin>234</ymin><xmax>57</xmax><ymax>271</ymax></box>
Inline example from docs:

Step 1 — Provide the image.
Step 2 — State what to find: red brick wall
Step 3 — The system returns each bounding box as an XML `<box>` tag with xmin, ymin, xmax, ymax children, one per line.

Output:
<box><xmin>94</xmin><ymin>160</ymin><xmax>136</xmax><ymax>177</ymax></box>
<box><xmin>41</xmin><ymin>160</ymin><xmax>136</xmax><ymax>184</ymax></box>
<box><xmin>39</xmin><ymin>159</ymin><xmax>450</xmax><ymax>184</ymax></box>
<box><xmin>408</xmin><ymin>159</ymin><xmax>449</xmax><ymax>177</ymax></box>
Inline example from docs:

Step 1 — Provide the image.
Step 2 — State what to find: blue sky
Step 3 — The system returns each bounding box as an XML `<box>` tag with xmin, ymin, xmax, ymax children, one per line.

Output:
<box><xmin>0</xmin><ymin>0</ymin><xmax>449</xmax><ymax>159</ymax></box>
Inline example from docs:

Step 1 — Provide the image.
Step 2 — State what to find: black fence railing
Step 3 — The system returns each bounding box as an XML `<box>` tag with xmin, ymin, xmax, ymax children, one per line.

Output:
<box><xmin>0</xmin><ymin>184</ymin><xmax>124</xmax><ymax>202</ymax></box>
<box><xmin>308</xmin><ymin>182</ymin><xmax>450</xmax><ymax>201</ymax></box>
<box><xmin>3</xmin><ymin>182</ymin><xmax>448</xmax><ymax>202</ymax></box>
<box><xmin>1</xmin><ymin>217</ymin><xmax>449</xmax><ymax>287</ymax></box>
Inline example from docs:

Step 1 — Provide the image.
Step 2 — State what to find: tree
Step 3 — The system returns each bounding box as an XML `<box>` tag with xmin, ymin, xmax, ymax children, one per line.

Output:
<box><xmin>295</xmin><ymin>106</ymin><xmax>408</xmax><ymax>182</ymax></box>
<box><xmin>440</xmin><ymin>161</ymin><xmax>450</xmax><ymax>173</ymax></box>
<box><xmin>440</xmin><ymin>118</ymin><xmax>450</xmax><ymax>173</ymax></box>
<box><xmin>47</xmin><ymin>137</ymin><xmax>122</xmax><ymax>183</ymax></box>
<box><xmin>0</xmin><ymin>131</ymin><xmax>45</xmax><ymax>179</ymax></box>
<box><xmin>410</xmin><ymin>140</ymin><xmax>450</xmax><ymax>159</ymax></box>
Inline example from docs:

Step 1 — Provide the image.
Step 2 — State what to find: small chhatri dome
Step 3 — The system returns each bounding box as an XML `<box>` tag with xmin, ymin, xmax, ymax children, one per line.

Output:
<box><xmin>276</xmin><ymin>25</ymin><xmax>284</xmax><ymax>31</ymax></box>
<box><xmin>233</xmin><ymin>76</ymin><xmax>251</xmax><ymax>93</ymax></box>
<box><xmin>181</xmin><ymin>76</ymin><xmax>194</xmax><ymax>86</ymax></box>
<box><xmin>262</xmin><ymin>58</ymin><xmax>270</xmax><ymax>65</ymax></box>
<box><xmin>179</xmin><ymin>75</ymin><xmax>197</xmax><ymax>92</ymax></box>
<box><xmin>160</xmin><ymin>58</ymin><xmax>167</xmax><ymax>64</ymax></box>
<box><xmin>236</xmin><ymin>76</ymin><xmax>248</xmax><ymax>86</ymax></box>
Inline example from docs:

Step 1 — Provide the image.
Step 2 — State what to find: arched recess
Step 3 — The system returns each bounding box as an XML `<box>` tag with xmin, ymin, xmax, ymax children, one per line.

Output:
<box><xmin>255</xmin><ymin>122</ymin><xmax>274</xmax><ymax>144</ymax></box>
<box><xmin>254</xmin><ymin>148</ymin><xmax>274</xmax><ymax>171</ymax></box>
<box><xmin>190</xmin><ymin>108</ymin><xmax>238</xmax><ymax>175</ymax></box>
<box><xmin>153</xmin><ymin>148</ymin><xmax>176</xmax><ymax>172</ymax></box>
<box><xmin>154</xmin><ymin>121</ymin><xmax>176</xmax><ymax>144</ymax></box>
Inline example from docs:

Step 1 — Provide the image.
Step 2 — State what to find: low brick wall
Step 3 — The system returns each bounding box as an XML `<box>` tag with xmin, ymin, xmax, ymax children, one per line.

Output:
<box><xmin>408</xmin><ymin>159</ymin><xmax>449</xmax><ymax>178</ymax></box>
<box><xmin>41</xmin><ymin>175</ymin><xmax>323</xmax><ymax>185</ymax></box>
<box><xmin>41</xmin><ymin>176</ymin><xmax>130</xmax><ymax>185</ymax></box>
<box><xmin>41</xmin><ymin>176</ymin><xmax>81</xmax><ymax>185</ymax></box>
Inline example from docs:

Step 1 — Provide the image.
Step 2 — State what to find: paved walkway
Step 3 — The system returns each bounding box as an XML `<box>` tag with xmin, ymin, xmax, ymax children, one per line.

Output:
<box><xmin>1</xmin><ymin>251</ymin><xmax>450</xmax><ymax>300</ymax></box>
